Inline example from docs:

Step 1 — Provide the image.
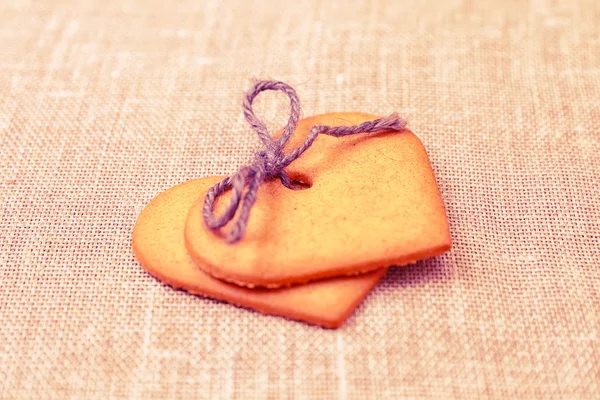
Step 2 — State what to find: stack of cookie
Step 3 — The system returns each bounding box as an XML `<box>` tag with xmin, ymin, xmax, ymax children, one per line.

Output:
<box><xmin>132</xmin><ymin>113</ymin><xmax>451</xmax><ymax>328</ymax></box>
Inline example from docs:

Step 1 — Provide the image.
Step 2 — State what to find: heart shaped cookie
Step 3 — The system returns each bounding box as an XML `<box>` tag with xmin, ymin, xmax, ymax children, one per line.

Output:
<box><xmin>132</xmin><ymin>177</ymin><xmax>386</xmax><ymax>328</ymax></box>
<box><xmin>185</xmin><ymin>112</ymin><xmax>451</xmax><ymax>288</ymax></box>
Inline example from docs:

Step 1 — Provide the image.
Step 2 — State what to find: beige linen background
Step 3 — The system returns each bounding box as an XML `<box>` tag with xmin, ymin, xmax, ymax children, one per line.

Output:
<box><xmin>1</xmin><ymin>0</ymin><xmax>599</xmax><ymax>398</ymax></box>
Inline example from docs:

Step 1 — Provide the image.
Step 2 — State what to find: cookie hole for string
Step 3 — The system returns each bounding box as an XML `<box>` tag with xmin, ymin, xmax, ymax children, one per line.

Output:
<box><xmin>287</xmin><ymin>172</ymin><xmax>312</xmax><ymax>190</ymax></box>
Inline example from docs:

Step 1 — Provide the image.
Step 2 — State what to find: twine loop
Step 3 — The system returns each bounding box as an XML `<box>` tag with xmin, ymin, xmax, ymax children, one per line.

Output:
<box><xmin>203</xmin><ymin>80</ymin><xmax>406</xmax><ymax>243</ymax></box>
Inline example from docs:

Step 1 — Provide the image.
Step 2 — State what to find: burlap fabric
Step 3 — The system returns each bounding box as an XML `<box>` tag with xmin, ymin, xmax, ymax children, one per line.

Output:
<box><xmin>1</xmin><ymin>0</ymin><xmax>599</xmax><ymax>398</ymax></box>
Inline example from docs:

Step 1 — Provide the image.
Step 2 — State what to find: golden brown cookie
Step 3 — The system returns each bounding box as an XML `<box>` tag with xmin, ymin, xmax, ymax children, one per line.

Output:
<box><xmin>132</xmin><ymin>178</ymin><xmax>386</xmax><ymax>328</ymax></box>
<box><xmin>184</xmin><ymin>112</ymin><xmax>451</xmax><ymax>288</ymax></box>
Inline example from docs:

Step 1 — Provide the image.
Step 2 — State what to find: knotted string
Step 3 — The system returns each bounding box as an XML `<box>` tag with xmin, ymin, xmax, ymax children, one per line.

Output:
<box><xmin>203</xmin><ymin>80</ymin><xmax>407</xmax><ymax>243</ymax></box>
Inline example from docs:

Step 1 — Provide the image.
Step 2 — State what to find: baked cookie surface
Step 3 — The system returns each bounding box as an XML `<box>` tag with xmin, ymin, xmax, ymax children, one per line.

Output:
<box><xmin>132</xmin><ymin>178</ymin><xmax>386</xmax><ymax>328</ymax></box>
<box><xmin>185</xmin><ymin>113</ymin><xmax>451</xmax><ymax>288</ymax></box>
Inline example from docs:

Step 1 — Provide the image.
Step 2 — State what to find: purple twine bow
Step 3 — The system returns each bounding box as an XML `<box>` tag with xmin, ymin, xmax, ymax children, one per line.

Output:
<box><xmin>203</xmin><ymin>80</ymin><xmax>407</xmax><ymax>243</ymax></box>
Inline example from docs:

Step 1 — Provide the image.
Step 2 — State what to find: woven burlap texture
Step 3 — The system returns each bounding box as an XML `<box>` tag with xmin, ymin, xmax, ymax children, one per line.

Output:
<box><xmin>1</xmin><ymin>0</ymin><xmax>599</xmax><ymax>398</ymax></box>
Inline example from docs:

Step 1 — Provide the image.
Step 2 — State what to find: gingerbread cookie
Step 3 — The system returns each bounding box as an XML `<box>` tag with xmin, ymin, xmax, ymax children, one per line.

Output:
<box><xmin>132</xmin><ymin>178</ymin><xmax>386</xmax><ymax>328</ymax></box>
<box><xmin>185</xmin><ymin>112</ymin><xmax>451</xmax><ymax>288</ymax></box>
